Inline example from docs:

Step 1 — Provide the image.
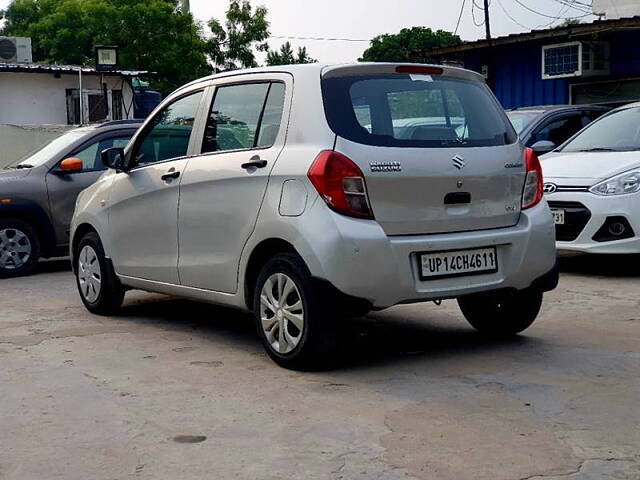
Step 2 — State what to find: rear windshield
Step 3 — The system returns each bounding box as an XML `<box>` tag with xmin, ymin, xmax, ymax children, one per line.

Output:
<box><xmin>322</xmin><ymin>73</ymin><xmax>516</xmax><ymax>148</ymax></box>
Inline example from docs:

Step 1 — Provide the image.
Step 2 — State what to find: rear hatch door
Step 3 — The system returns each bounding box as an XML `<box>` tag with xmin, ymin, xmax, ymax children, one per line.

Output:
<box><xmin>323</xmin><ymin>64</ymin><xmax>525</xmax><ymax>236</ymax></box>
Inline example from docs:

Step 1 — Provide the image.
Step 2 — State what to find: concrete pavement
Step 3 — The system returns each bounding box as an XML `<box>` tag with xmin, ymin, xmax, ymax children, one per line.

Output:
<box><xmin>0</xmin><ymin>257</ymin><xmax>639</xmax><ymax>479</ymax></box>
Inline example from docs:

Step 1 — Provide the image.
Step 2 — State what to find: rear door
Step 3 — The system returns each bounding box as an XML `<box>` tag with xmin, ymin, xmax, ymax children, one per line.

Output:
<box><xmin>323</xmin><ymin>67</ymin><xmax>524</xmax><ymax>236</ymax></box>
<box><xmin>177</xmin><ymin>74</ymin><xmax>290</xmax><ymax>293</ymax></box>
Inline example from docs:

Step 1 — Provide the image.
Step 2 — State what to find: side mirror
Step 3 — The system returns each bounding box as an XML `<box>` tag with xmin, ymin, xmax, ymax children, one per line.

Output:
<box><xmin>531</xmin><ymin>140</ymin><xmax>556</xmax><ymax>155</ymax></box>
<box><xmin>59</xmin><ymin>157</ymin><xmax>83</xmax><ymax>172</ymax></box>
<box><xmin>101</xmin><ymin>147</ymin><xmax>127</xmax><ymax>171</ymax></box>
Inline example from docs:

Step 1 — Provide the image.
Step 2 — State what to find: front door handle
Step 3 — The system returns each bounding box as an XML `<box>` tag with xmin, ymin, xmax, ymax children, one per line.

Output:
<box><xmin>241</xmin><ymin>156</ymin><xmax>268</xmax><ymax>169</ymax></box>
<box><xmin>161</xmin><ymin>168</ymin><xmax>180</xmax><ymax>181</ymax></box>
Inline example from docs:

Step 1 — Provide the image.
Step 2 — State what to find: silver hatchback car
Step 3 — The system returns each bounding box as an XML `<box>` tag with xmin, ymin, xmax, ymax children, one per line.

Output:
<box><xmin>71</xmin><ymin>63</ymin><xmax>557</xmax><ymax>369</ymax></box>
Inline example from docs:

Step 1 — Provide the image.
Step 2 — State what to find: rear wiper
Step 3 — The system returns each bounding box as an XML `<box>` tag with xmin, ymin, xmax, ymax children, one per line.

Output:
<box><xmin>15</xmin><ymin>164</ymin><xmax>34</xmax><ymax>169</ymax></box>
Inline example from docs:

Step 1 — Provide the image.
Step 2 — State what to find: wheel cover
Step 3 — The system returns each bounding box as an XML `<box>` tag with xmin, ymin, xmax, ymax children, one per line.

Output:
<box><xmin>78</xmin><ymin>245</ymin><xmax>102</xmax><ymax>303</ymax></box>
<box><xmin>0</xmin><ymin>228</ymin><xmax>32</xmax><ymax>270</ymax></box>
<box><xmin>260</xmin><ymin>272</ymin><xmax>304</xmax><ymax>354</ymax></box>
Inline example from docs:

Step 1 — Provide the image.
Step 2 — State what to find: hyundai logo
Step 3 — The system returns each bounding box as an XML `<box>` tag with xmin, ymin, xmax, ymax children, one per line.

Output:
<box><xmin>452</xmin><ymin>155</ymin><xmax>465</xmax><ymax>170</ymax></box>
<box><xmin>543</xmin><ymin>183</ymin><xmax>558</xmax><ymax>194</ymax></box>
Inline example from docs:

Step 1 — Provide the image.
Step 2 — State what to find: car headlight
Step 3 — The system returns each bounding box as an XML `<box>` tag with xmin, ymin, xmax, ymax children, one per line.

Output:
<box><xmin>590</xmin><ymin>169</ymin><xmax>640</xmax><ymax>196</ymax></box>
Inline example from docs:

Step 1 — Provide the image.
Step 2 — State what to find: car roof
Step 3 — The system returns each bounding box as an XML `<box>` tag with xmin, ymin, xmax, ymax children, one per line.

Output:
<box><xmin>176</xmin><ymin>62</ymin><xmax>485</xmax><ymax>94</ymax></box>
<box><xmin>70</xmin><ymin>119</ymin><xmax>143</xmax><ymax>136</ymax></box>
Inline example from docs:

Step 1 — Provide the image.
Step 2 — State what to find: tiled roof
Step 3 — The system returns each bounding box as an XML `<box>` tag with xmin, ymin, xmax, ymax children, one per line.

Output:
<box><xmin>414</xmin><ymin>16</ymin><xmax>640</xmax><ymax>57</ymax></box>
<box><xmin>0</xmin><ymin>62</ymin><xmax>147</xmax><ymax>76</ymax></box>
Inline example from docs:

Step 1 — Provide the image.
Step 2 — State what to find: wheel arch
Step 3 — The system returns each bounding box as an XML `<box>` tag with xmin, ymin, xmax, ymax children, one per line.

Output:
<box><xmin>243</xmin><ymin>238</ymin><xmax>301</xmax><ymax>311</ymax></box>
<box><xmin>0</xmin><ymin>201</ymin><xmax>57</xmax><ymax>257</ymax></box>
<box><xmin>70</xmin><ymin>223</ymin><xmax>98</xmax><ymax>273</ymax></box>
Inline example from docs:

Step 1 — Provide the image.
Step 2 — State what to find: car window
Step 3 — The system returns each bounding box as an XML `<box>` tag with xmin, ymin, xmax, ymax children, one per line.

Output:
<box><xmin>532</xmin><ymin>114</ymin><xmax>583</xmax><ymax>146</ymax></box>
<box><xmin>581</xmin><ymin>110</ymin><xmax>607</xmax><ymax>127</ymax></box>
<box><xmin>506</xmin><ymin>110</ymin><xmax>544</xmax><ymax>134</ymax></box>
<box><xmin>256</xmin><ymin>83</ymin><xmax>286</xmax><ymax>148</ymax></box>
<box><xmin>560</xmin><ymin>106</ymin><xmax>640</xmax><ymax>152</ymax></box>
<box><xmin>323</xmin><ymin>74</ymin><xmax>516</xmax><ymax>148</ymax></box>
<box><xmin>202</xmin><ymin>82</ymin><xmax>283</xmax><ymax>153</ymax></box>
<box><xmin>72</xmin><ymin>136</ymin><xmax>131</xmax><ymax>172</ymax></box>
<box><xmin>133</xmin><ymin>91</ymin><xmax>203</xmax><ymax>166</ymax></box>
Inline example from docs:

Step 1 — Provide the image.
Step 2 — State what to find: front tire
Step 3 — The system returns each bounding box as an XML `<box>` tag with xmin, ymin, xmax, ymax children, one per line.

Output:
<box><xmin>457</xmin><ymin>289</ymin><xmax>543</xmax><ymax>336</ymax></box>
<box><xmin>0</xmin><ymin>218</ymin><xmax>39</xmax><ymax>278</ymax></box>
<box><xmin>253</xmin><ymin>253</ymin><xmax>339</xmax><ymax>370</ymax></box>
<box><xmin>75</xmin><ymin>232</ymin><xmax>124</xmax><ymax>315</ymax></box>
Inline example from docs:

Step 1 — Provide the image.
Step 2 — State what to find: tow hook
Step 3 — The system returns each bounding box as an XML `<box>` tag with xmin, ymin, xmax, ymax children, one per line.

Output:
<box><xmin>433</xmin><ymin>299</ymin><xmax>442</xmax><ymax>306</ymax></box>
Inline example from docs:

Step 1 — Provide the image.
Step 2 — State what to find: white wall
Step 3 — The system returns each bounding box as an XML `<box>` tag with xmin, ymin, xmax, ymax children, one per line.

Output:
<box><xmin>0</xmin><ymin>124</ymin><xmax>74</xmax><ymax>168</ymax></box>
<box><xmin>0</xmin><ymin>72</ymin><xmax>135</xmax><ymax>125</ymax></box>
<box><xmin>593</xmin><ymin>0</ymin><xmax>640</xmax><ymax>19</ymax></box>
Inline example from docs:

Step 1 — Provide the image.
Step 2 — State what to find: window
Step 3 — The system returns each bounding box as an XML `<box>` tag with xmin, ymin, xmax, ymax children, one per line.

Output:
<box><xmin>71</xmin><ymin>136</ymin><xmax>132</xmax><ymax>172</ymax></box>
<box><xmin>532</xmin><ymin>115</ymin><xmax>583</xmax><ymax>146</ymax></box>
<box><xmin>202</xmin><ymin>82</ymin><xmax>285</xmax><ymax>153</ymax></box>
<box><xmin>256</xmin><ymin>83</ymin><xmax>285</xmax><ymax>148</ymax></box>
<box><xmin>323</xmin><ymin>74</ymin><xmax>515</xmax><ymax>148</ymax></box>
<box><xmin>133</xmin><ymin>91</ymin><xmax>203</xmax><ymax>166</ymax></box>
<box><xmin>542</xmin><ymin>42</ymin><xmax>581</xmax><ymax>79</ymax></box>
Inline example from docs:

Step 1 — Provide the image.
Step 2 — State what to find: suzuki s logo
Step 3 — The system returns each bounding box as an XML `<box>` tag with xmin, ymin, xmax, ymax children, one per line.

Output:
<box><xmin>543</xmin><ymin>183</ymin><xmax>558</xmax><ymax>194</ymax></box>
<box><xmin>452</xmin><ymin>155</ymin><xmax>465</xmax><ymax>170</ymax></box>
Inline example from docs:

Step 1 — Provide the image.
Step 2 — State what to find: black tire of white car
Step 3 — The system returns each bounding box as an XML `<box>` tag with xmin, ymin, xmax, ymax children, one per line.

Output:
<box><xmin>457</xmin><ymin>289</ymin><xmax>543</xmax><ymax>336</ymax></box>
<box><xmin>253</xmin><ymin>253</ymin><xmax>339</xmax><ymax>370</ymax></box>
<box><xmin>0</xmin><ymin>218</ymin><xmax>40</xmax><ymax>279</ymax></box>
<box><xmin>75</xmin><ymin>232</ymin><xmax>125</xmax><ymax>315</ymax></box>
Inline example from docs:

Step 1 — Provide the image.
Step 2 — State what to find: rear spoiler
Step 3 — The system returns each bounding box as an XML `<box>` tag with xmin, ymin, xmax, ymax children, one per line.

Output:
<box><xmin>321</xmin><ymin>62</ymin><xmax>485</xmax><ymax>83</ymax></box>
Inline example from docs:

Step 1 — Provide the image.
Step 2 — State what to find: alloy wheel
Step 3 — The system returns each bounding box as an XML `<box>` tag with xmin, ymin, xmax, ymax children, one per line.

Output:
<box><xmin>78</xmin><ymin>245</ymin><xmax>102</xmax><ymax>303</ymax></box>
<box><xmin>0</xmin><ymin>228</ymin><xmax>32</xmax><ymax>270</ymax></box>
<box><xmin>260</xmin><ymin>273</ymin><xmax>305</xmax><ymax>354</ymax></box>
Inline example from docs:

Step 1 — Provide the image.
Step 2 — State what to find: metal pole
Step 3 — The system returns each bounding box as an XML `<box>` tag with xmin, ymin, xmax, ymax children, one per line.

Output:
<box><xmin>78</xmin><ymin>67</ymin><xmax>84</xmax><ymax>125</ymax></box>
<box><xmin>483</xmin><ymin>0</ymin><xmax>491</xmax><ymax>41</ymax></box>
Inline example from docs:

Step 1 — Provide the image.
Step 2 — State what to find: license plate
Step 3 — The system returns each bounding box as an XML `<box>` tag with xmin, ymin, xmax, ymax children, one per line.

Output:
<box><xmin>551</xmin><ymin>209</ymin><xmax>565</xmax><ymax>225</ymax></box>
<box><xmin>419</xmin><ymin>247</ymin><xmax>498</xmax><ymax>280</ymax></box>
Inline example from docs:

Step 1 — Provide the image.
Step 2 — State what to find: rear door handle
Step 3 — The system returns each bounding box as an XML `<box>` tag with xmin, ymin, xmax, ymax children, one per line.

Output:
<box><xmin>241</xmin><ymin>157</ymin><xmax>268</xmax><ymax>169</ymax></box>
<box><xmin>161</xmin><ymin>169</ymin><xmax>180</xmax><ymax>181</ymax></box>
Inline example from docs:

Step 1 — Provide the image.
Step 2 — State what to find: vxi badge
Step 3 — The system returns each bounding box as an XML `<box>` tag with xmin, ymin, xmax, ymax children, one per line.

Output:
<box><xmin>370</xmin><ymin>161</ymin><xmax>402</xmax><ymax>172</ymax></box>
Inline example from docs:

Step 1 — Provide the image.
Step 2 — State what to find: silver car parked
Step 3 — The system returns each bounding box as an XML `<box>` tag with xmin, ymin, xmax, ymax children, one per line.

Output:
<box><xmin>71</xmin><ymin>63</ymin><xmax>557</xmax><ymax>369</ymax></box>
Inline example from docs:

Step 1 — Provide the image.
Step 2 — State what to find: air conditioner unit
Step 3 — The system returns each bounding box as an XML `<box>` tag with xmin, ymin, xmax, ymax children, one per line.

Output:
<box><xmin>0</xmin><ymin>37</ymin><xmax>33</xmax><ymax>64</ymax></box>
<box><xmin>542</xmin><ymin>41</ymin><xmax>610</xmax><ymax>80</ymax></box>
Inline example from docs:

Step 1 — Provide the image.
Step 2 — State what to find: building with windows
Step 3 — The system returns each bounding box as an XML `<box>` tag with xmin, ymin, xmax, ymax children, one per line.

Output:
<box><xmin>418</xmin><ymin>17</ymin><xmax>640</xmax><ymax>109</ymax></box>
<box><xmin>0</xmin><ymin>62</ymin><xmax>150</xmax><ymax>125</ymax></box>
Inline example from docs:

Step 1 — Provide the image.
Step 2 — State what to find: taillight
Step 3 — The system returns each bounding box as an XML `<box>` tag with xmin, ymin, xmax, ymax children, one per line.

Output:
<box><xmin>522</xmin><ymin>147</ymin><xmax>544</xmax><ymax>210</ymax></box>
<box><xmin>307</xmin><ymin>150</ymin><xmax>374</xmax><ymax>219</ymax></box>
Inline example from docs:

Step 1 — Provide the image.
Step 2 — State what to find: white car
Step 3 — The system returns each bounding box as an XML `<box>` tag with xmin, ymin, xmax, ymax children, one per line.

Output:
<box><xmin>70</xmin><ymin>63</ymin><xmax>557</xmax><ymax>369</ymax></box>
<box><xmin>542</xmin><ymin>102</ymin><xmax>640</xmax><ymax>254</ymax></box>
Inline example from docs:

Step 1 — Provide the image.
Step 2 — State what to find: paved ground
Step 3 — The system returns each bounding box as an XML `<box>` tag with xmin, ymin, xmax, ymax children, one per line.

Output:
<box><xmin>1</xmin><ymin>257</ymin><xmax>640</xmax><ymax>480</ymax></box>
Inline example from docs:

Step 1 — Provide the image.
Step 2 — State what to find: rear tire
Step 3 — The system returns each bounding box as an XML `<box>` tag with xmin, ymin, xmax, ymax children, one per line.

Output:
<box><xmin>253</xmin><ymin>253</ymin><xmax>339</xmax><ymax>370</ymax></box>
<box><xmin>457</xmin><ymin>289</ymin><xmax>543</xmax><ymax>336</ymax></box>
<box><xmin>75</xmin><ymin>232</ymin><xmax>124</xmax><ymax>315</ymax></box>
<box><xmin>0</xmin><ymin>218</ymin><xmax>39</xmax><ymax>278</ymax></box>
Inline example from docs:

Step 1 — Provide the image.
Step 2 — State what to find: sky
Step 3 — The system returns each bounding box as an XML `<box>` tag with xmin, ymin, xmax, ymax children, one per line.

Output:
<box><xmin>0</xmin><ymin>0</ymin><xmax>597</xmax><ymax>63</ymax></box>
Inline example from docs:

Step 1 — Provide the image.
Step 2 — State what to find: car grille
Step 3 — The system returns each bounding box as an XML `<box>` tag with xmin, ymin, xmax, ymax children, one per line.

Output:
<box><xmin>548</xmin><ymin>201</ymin><xmax>592</xmax><ymax>242</ymax></box>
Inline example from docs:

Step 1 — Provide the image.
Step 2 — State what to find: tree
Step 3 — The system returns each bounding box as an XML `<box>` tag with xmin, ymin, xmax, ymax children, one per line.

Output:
<box><xmin>1</xmin><ymin>0</ymin><xmax>211</xmax><ymax>93</ymax></box>
<box><xmin>265</xmin><ymin>41</ymin><xmax>315</xmax><ymax>66</ymax></box>
<box><xmin>359</xmin><ymin>27</ymin><xmax>461</xmax><ymax>63</ymax></box>
<box><xmin>206</xmin><ymin>0</ymin><xmax>270</xmax><ymax>70</ymax></box>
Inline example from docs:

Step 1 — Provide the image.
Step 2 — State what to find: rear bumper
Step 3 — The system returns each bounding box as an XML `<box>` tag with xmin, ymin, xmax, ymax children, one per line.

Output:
<box><xmin>301</xmin><ymin>200</ymin><xmax>557</xmax><ymax>309</ymax></box>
